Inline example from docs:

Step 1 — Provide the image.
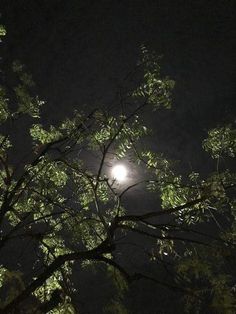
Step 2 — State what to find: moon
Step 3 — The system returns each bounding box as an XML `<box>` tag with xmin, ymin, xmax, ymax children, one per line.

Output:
<box><xmin>111</xmin><ymin>164</ymin><xmax>127</xmax><ymax>182</ymax></box>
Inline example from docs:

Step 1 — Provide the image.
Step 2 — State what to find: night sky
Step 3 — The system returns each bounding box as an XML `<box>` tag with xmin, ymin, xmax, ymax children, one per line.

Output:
<box><xmin>1</xmin><ymin>1</ymin><xmax>235</xmax><ymax>313</ymax></box>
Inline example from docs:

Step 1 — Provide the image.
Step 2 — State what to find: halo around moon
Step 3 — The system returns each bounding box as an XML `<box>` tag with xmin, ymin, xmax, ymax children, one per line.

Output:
<box><xmin>111</xmin><ymin>164</ymin><xmax>127</xmax><ymax>182</ymax></box>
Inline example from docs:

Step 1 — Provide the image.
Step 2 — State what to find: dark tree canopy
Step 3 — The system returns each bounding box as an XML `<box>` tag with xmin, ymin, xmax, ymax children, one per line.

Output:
<box><xmin>0</xmin><ymin>26</ymin><xmax>236</xmax><ymax>313</ymax></box>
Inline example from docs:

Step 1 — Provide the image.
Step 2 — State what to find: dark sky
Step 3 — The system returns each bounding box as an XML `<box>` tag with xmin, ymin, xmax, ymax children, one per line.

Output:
<box><xmin>1</xmin><ymin>1</ymin><xmax>235</xmax><ymax>313</ymax></box>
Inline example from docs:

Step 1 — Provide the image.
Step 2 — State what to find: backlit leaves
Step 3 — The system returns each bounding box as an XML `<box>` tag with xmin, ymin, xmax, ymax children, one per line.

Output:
<box><xmin>12</xmin><ymin>61</ymin><xmax>44</xmax><ymax>118</ymax></box>
<box><xmin>0</xmin><ymin>87</ymin><xmax>9</xmax><ymax>124</ymax></box>
<box><xmin>133</xmin><ymin>46</ymin><xmax>175</xmax><ymax>109</ymax></box>
<box><xmin>30</xmin><ymin>124</ymin><xmax>62</xmax><ymax>144</ymax></box>
<box><xmin>0</xmin><ymin>267</ymin><xmax>25</xmax><ymax>309</ymax></box>
<box><xmin>203</xmin><ymin>125</ymin><xmax>236</xmax><ymax>158</ymax></box>
<box><xmin>0</xmin><ymin>25</ymin><xmax>6</xmax><ymax>37</ymax></box>
<box><xmin>177</xmin><ymin>248</ymin><xmax>236</xmax><ymax>313</ymax></box>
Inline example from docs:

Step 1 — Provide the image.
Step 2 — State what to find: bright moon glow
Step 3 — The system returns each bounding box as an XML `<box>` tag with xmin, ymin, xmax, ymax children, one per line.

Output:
<box><xmin>112</xmin><ymin>165</ymin><xmax>127</xmax><ymax>182</ymax></box>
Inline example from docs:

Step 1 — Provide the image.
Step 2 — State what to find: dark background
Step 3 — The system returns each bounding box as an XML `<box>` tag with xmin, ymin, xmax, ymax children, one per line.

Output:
<box><xmin>0</xmin><ymin>1</ymin><xmax>235</xmax><ymax>313</ymax></box>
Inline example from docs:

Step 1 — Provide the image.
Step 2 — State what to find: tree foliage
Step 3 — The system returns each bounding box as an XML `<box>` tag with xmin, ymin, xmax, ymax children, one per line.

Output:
<box><xmin>0</xmin><ymin>27</ymin><xmax>235</xmax><ymax>313</ymax></box>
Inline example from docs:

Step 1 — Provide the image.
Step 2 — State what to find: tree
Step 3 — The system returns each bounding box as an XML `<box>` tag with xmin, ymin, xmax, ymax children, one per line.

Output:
<box><xmin>0</xmin><ymin>27</ymin><xmax>236</xmax><ymax>313</ymax></box>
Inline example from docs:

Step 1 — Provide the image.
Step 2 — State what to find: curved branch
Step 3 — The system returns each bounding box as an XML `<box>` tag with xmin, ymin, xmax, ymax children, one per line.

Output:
<box><xmin>0</xmin><ymin>239</ymin><xmax>113</xmax><ymax>313</ymax></box>
<box><xmin>118</xmin><ymin>224</ymin><xmax>210</xmax><ymax>247</ymax></box>
<box><xmin>99</xmin><ymin>256</ymin><xmax>192</xmax><ymax>294</ymax></box>
<box><xmin>117</xmin><ymin>197</ymin><xmax>205</xmax><ymax>223</ymax></box>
